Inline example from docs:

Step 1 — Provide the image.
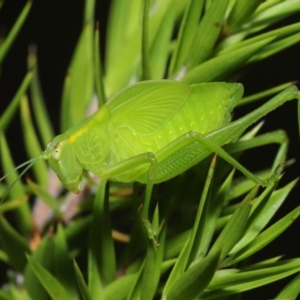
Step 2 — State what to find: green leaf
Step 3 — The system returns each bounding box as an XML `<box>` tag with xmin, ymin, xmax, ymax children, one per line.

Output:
<box><xmin>0</xmin><ymin>216</ymin><xmax>30</xmax><ymax>272</ymax></box>
<box><xmin>0</xmin><ymin>133</ymin><xmax>31</xmax><ymax>235</ymax></box>
<box><xmin>104</xmin><ymin>273</ymin><xmax>139</xmax><ymax>300</ymax></box>
<box><xmin>182</xmin><ymin>37</ymin><xmax>273</xmax><ymax>83</ymax></box>
<box><xmin>165</xmin><ymin>250</ymin><xmax>221</xmax><ymax>300</ymax></box>
<box><xmin>216</xmin><ymin>22</ymin><xmax>300</xmax><ymax>55</ymax></box>
<box><xmin>188</xmin><ymin>155</ymin><xmax>217</xmax><ymax>266</ymax></box>
<box><xmin>246</xmin><ymin>0</ymin><xmax>300</xmax><ymax>30</ymax></box>
<box><xmin>230</xmin><ymin>179</ymin><xmax>295</xmax><ymax>255</ymax></box>
<box><xmin>24</xmin><ymin>237</ymin><xmax>55</xmax><ymax>299</ymax></box>
<box><xmin>168</xmin><ymin>0</ymin><xmax>204</xmax><ymax>77</ymax></box>
<box><xmin>209</xmin><ymin>185</ymin><xmax>259</xmax><ymax>261</ymax></box>
<box><xmin>226</xmin><ymin>0</ymin><xmax>262</xmax><ymax>30</ymax></box>
<box><xmin>141</xmin><ymin>216</ymin><xmax>166</xmax><ymax>300</ymax></box>
<box><xmin>0</xmin><ymin>195</ymin><xmax>28</xmax><ymax>213</ymax></box>
<box><xmin>0</xmin><ymin>1</ymin><xmax>32</xmax><ymax>64</ymax></box>
<box><xmin>61</xmin><ymin>1</ymin><xmax>95</xmax><ymax>129</ymax></box>
<box><xmin>186</xmin><ymin>0</ymin><xmax>230</xmax><ymax>68</ymax></box>
<box><xmin>227</xmin><ymin>205</ymin><xmax>300</xmax><ymax>265</ymax></box>
<box><xmin>28</xmin><ymin>46</ymin><xmax>54</xmax><ymax>146</ymax></box>
<box><xmin>149</xmin><ymin>5</ymin><xmax>174</xmax><ymax>80</ymax></box>
<box><xmin>53</xmin><ymin>224</ymin><xmax>78</xmax><ymax>299</ymax></box>
<box><xmin>73</xmin><ymin>260</ymin><xmax>92</xmax><ymax>300</ymax></box>
<box><xmin>105</xmin><ymin>0</ymin><xmax>143</xmax><ymax>77</ymax></box>
<box><xmin>94</xmin><ymin>24</ymin><xmax>106</xmax><ymax>107</ymax></box>
<box><xmin>141</xmin><ymin>0</ymin><xmax>151</xmax><ymax>80</ymax></box>
<box><xmin>104</xmin><ymin>0</ymin><xmax>143</xmax><ymax>96</ymax></box>
<box><xmin>196</xmin><ymin>169</ymin><xmax>234</xmax><ymax>257</ymax></box>
<box><xmin>88</xmin><ymin>179</ymin><xmax>116</xmax><ymax>286</ymax></box>
<box><xmin>20</xmin><ymin>95</ymin><xmax>48</xmax><ymax>187</ymax></box>
<box><xmin>88</xmin><ymin>248</ymin><xmax>105</xmax><ymax>300</ymax></box>
<box><xmin>0</xmin><ymin>71</ymin><xmax>33</xmax><ymax>132</ymax></box>
<box><xmin>249</xmin><ymin>31</ymin><xmax>300</xmax><ymax>63</ymax></box>
<box><xmin>205</xmin><ymin>259</ymin><xmax>300</xmax><ymax>296</ymax></box>
<box><xmin>126</xmin><ymin>263</ymin><xmax>144</xmax><ymax>300</ymax></box>
<box><xmin>164</xmin><ymin>229</ymin><xmax>190</xmax><ymax>260</ymax></box>
<box><xmin>26</xmin><ymin>254</ymin><xmax>71</xmax><ymax>300</ymax></box>
<box><xmin>163</xmin><ymin>156</ymin><xmax>217</xmax><ymax>295</ymax></box>
<box><xmin>239</xmin><ymin>82</ymin><xmax>295</xmax><ymax>106</ymax></box>
<box><xmin>275</xmin><ymin>272</ymin><xmax>300</xmax><ymax>300</ymax></box>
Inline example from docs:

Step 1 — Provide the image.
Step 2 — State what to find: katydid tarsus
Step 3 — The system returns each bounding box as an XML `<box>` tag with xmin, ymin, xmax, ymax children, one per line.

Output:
<box><xmin>1</xmin><ymin>81</ymin><xmax>300</xmax><ymax>212</ymax></box>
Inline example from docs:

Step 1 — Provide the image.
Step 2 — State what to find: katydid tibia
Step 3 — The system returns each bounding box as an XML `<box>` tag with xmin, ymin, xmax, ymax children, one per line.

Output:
<box><xmin>1</xmin><ymin>80</ymin><xmax>300</xmax><ymax>198</ymax></box>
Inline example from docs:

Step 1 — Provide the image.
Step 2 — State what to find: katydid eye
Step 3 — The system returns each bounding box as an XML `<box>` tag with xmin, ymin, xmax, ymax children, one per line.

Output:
<box><xmin>51</xmin><ymin>143</ymin><xmax>61</xmax><ymax>160</ymax></box>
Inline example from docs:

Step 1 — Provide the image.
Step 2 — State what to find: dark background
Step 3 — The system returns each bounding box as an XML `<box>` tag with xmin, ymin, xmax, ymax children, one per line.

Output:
<box><xmin>0</xmin><ymin>1</ymin><xmax>300</xmax><ymax>298</ymax></box>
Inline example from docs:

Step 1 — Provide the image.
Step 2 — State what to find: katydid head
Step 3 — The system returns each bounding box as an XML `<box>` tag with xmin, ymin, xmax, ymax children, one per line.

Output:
<box><xmin>43</xmin><ymin>134</ymin><xmax>83</xmax><ymax>194</ymax></box>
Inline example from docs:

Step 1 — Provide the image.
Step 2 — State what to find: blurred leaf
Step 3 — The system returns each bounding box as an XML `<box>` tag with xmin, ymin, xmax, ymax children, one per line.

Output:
<box><xmin>0</xmin><ymin>71</ymin><xmax>33</xmax><ymax>132</ymax></box>
<box><xmin>24</xmin><ymin>237</ymin><xmax>55</xmax><ymax>299</ymax></box>
<box><xmin>27</xmin><ymin>46</ymin><xmax>54</xmax><ymax>146</ymax></box>
<box><xmin>61</xmin><ymin>1</ymin><xmax>94</xmax><ymax>129</ymax></box>
<box><xmin>60</xmin><ymin>73</ymin><xmax>71</xmax><ymax>133</ymax></box>
<box><xmin>53</xmin><ymin>224</ymin><xmax>78</xmax><ymax>299</ymax></box>
<box><xmin>20</xmin><ymin>95</ymin><xmax>48</xmax><ymax>187</ymax></box>
<box><xmin>0</xmin><ymin>133</ymin><xmax>31</xmax><ymax>235</ymax></box>
<box><xmin>0</xmin><ymin>216</ymin><xmax>30</xmax><ymax>272</ymax></box>
<box><xmin>104</xmin><ymin>273</ymin><xmax>139</xmax><ymax>300</ymax></box>
<box><xmin>164</xmin><ymin>229</ymin><xmax>190</xmax><ymax>260</ymax></box>
<box><xmin>94</xmin><ymin>23</ymin><xmax>106</xmax><ymax>107</ymax></box>
<box><xmin>74</xmin><ymin>259</ymin><xmax>92</xmax><ymax>300</ymax></box>
<box><xmin>26</xmin><ymin>254</ymin><xmax>71</xmax><ymax>300</ymax></box>
<box><xmin>88</xmin><ymin>248</ymin><xmax>105</xmax><ymax>300</ymax></box>
<box><xmin>141</xmin><ymin>0</ymin><xmax>151</xmax><ymax>80</ymax></box>
<box><xmin>0</xmin><ymin>1</ymin><xmax>32</xmax><ymax>64</ymax></box>
<box><xmin>88</xmin><ymin>179</ymin><xmax>116</xmax><ymax>286</ymax></box>
<box><xmin>0</xmin><ymin>195</ymin><xmax>28</xmax><ymax>213</ymax></box>
<box><xmin>27</xmin><ymin>179</ymin><xmax>61</xmax><ymax>215</ymax></box>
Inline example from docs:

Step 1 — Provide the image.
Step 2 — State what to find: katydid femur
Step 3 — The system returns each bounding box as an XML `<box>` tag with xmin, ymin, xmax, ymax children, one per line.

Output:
<box><xmin>1</xmin><ymin>81</ymin><xmax>300</xmax><ymax>199</ymax></box>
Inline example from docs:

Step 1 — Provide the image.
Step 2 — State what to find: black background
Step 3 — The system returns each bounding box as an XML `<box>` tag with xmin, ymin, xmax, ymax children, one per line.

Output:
<box><xmin>0</xmin><ymin>1</ymin><xmax>300</xmax><ymax>298</ymax></box>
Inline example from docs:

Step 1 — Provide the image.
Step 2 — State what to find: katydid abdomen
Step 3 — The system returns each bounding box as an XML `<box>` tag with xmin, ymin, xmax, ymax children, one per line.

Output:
<box><xmin>104</xmin><ymin>81</ymin><xmax>241</xmax><ymax>183</ymax></box>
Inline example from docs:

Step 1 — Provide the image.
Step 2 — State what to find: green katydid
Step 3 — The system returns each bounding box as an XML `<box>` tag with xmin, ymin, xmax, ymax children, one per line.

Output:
<box><xmin>1</xmin><ymin>80</ymin><xmax>300</xmax><ymax>199</ymax></box>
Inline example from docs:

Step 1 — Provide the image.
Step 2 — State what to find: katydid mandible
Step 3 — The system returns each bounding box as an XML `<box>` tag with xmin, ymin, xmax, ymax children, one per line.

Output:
<box><xmin>2</xmin><ymin>80</ymin><xmax>300</xmax><ymax>194</ymax></box>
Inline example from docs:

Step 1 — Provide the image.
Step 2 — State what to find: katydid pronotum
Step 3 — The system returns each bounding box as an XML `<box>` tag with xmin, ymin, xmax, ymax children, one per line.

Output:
<box><xmin>1</xmin><ymin>80</ymin><xmax>300</xmax><ymax>219</ymax></box>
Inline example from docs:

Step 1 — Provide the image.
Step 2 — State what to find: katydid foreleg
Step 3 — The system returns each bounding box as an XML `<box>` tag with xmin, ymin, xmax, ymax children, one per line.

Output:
<box><xmin>99</xmin><ymin>152</ymin><xmax>158</xmax><ymax>219</ymax></box>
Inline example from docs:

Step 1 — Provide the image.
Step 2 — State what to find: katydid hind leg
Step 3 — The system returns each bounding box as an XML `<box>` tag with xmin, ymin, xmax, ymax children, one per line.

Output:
<box><xmin>153</xmin><ymin>130</ymin><xmax>280</xmax><ymax>186</ymax></box>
